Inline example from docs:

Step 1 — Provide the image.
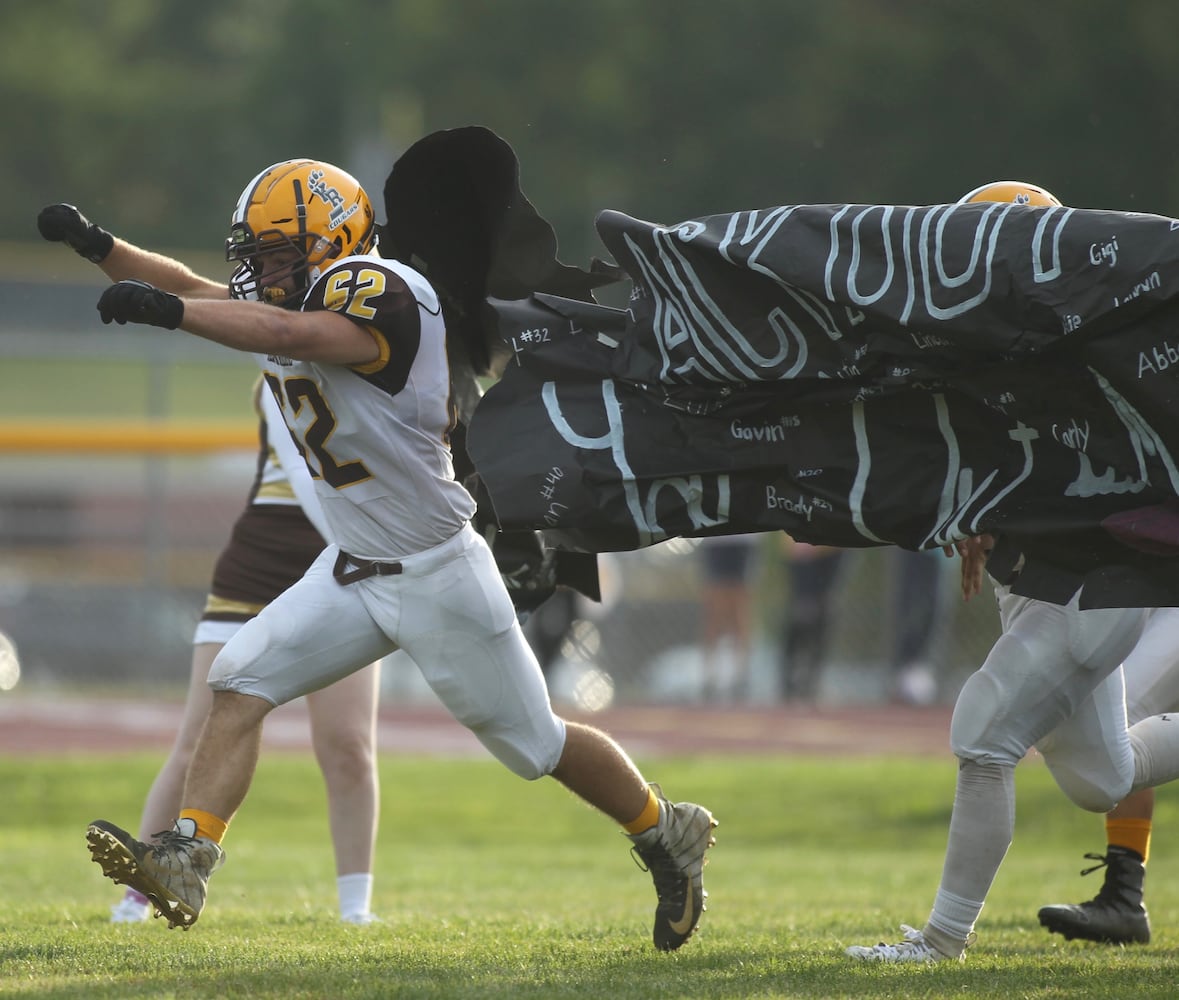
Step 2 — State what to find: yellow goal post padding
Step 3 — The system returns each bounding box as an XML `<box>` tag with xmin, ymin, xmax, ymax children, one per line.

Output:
<box><xmin>0</xmin><ymin>421</ymin><xmax>258</xmax><ymax>454</ymax></box>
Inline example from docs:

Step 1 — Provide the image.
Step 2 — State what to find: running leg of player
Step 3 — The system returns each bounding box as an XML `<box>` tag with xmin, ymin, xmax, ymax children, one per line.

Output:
<box><xmin>109</xmin><ymin>642</ymin><xmax>223</xmax><ymax>923</ymax></box>
<box><xmin>1038</xmin><ymin>606</ymin><xmax>1179</xmax><ymax>944</ymax></box>
<box><xmin>396</xmin><ymin>527</ymin><xmax>718</xmax><ymax>951</ymax></box>
<box><xmin>845</xmin><ymin>592</ymin><xmax>1144</xmax><ymax>962</ymax></box>
<box><xmin>1038</xmin><ymin>790</ymin><xmax>1153</xmax><ymax>943</ymax></box>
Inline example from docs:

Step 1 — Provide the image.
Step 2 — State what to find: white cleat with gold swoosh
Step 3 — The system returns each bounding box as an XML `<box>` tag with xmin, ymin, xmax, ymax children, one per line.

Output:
<box><xmin>628</xmin><ymin>783</ymin><xmax>717</xmax><ymax>951</ymax></box>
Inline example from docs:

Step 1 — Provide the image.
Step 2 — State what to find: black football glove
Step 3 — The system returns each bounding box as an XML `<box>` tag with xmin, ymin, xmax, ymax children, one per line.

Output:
<box><xmin>97</xmin><ymin>280</ymin><xmax>184</xmax><ymax>330</ymax></box>
<box><xmin>37</xmin><ymin>204</ymin><xmax>114</xmax><ymax>263</ymax></box>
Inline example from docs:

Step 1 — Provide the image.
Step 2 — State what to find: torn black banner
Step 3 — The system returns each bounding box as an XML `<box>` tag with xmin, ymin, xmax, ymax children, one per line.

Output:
<box><xmin>466</xmin><ymin>202</ymin><xmax>1179</xmax><ymax>604</ymax></box>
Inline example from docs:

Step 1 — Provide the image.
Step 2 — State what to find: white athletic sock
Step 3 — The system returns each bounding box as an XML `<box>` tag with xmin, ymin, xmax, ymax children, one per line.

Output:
<box><xmin>925</xmin><ymin>888</ymin><xmax>980</xmax><ymax>957</ymax></box>
<box><xmin>925</xmin><ymin>759</ymin><xmax>1015</xmax><ymax>951</ymax></box>
<box><xmin>1130</xmin><ymin>714</ymin><xmax>1179</xmax><ymax>794</ymax></box>
<box><xmin>337</xmin><ymin>872</ymin><xmax>373</xmax><ymax>921</ymax></box>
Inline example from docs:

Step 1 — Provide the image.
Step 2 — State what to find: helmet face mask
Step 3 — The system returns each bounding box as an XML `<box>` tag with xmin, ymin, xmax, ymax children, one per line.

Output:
<box><xmin>226</xmin><ymin>159</ymin><xmax>375</xmax><ymax>305</ymax></box>
<box><xmin>227</xmin><ymin>227</ymin><xmax>329</xmax><ymax>306</ymax></box>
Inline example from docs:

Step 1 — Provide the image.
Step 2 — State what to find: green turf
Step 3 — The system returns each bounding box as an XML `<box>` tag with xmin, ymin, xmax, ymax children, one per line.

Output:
<box><xmin>1</xmin><ymin>752</ymin><xmax>1176</xmax><ymax>998</ymax></box>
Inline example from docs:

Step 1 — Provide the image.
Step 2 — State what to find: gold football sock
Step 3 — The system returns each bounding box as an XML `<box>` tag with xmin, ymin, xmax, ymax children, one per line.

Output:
<box><xmin>179</xmin><ymin>808</ymin><xmax>229</xmax><ymax>845</ymax></box>
<box><xmin>623</xmin><ymin>786</ymin><xmax>661</xmax><ymax>835</ymax></box>
<box><xmin>1106</xmin><ymin>817</ymin><xmax>1151</xmax><ymax>863</ymax></box>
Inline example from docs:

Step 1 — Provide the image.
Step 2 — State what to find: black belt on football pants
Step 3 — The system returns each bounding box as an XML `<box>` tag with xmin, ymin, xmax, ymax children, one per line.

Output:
<box><xmin>332</xmin><ymin>549</ymin><xmax>404</xmax><ymax>586</ymax></box>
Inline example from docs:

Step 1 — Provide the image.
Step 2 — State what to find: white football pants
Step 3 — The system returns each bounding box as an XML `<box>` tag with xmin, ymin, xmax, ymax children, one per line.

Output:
<box><xmin>950</xmin><ymin>584</ymin><xmax>1145</xmax><ymax>811</ymax></box>
<box><xmin>208</xmin><ymin>523</ymin><xmax>566</xmax><ymax>779</ymax></box>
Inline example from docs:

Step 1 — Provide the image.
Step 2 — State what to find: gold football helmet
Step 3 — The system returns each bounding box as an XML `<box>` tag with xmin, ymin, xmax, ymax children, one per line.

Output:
<box><xmin>957</xmin><ymin>180</ymin><xmax>1062</xmax><ymax>207</ymax></box>
<box><xmin>226</xmin><ymin>159</ymin><xmax>376</xmax><ymax>305</ymax></box>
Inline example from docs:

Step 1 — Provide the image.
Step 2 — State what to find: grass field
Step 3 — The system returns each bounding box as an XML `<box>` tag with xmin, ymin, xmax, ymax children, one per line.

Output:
<box><xmin>0</xmin><ymin>356</ymin><xmax>258</xmax><ymax>423</ymax></box>
<box><xmin>2</xmin><ymin>752</ymin><xmax>1177</xmax><ymax>999</ymax></box>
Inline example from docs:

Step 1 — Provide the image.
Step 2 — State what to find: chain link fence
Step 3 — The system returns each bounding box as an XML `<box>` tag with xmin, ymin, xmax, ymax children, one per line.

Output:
<box><xmin>0</xmin><ymin>446</ymin><xmax>1002</xmax><ymax>710</ymax></box>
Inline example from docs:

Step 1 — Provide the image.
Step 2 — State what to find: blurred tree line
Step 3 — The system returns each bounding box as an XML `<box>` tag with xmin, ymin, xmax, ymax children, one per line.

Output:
<box><xmin>5</xmin><ymin>0</ymin><xmax>1178</xmax><ymax>268</ymax></box>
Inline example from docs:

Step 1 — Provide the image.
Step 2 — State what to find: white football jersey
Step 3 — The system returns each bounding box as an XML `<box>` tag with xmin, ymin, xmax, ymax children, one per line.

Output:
<box><xmin>257</xmin><ymin>253</ymin><xmax>476</xmax><ymax>558</ymax></box>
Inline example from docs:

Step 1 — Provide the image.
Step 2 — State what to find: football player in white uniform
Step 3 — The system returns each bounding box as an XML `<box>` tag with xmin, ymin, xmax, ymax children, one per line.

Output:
<box><xmin>846</xmin><ymin>182</ymin><xmax>1179</xmax><ymax>963</ymax></box>
<box><xmin>42</xmin><ymin>158</ymin><xmax>715</xmax><ymax>950</ymax></box>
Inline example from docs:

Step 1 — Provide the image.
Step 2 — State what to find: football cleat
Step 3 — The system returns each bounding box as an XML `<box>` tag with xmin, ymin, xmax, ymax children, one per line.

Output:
<box><xmin>1038</xmin><ymin>847</ymin><xmax>1150</xmax><ymax>944</ymax></box>
<box><xmin>628</xmin><ymin>783</ymin><xmax>717</xmax><ymax>951</ymax></box>
<box><xmin>87</xmin><ymin>818</ymin><xmax>223</xmax><ymax>930</ymax></box>
<box><xmin>845</xmin><ymin>923</ymin><xmax>965</xmax><ymax>963</ymax></box>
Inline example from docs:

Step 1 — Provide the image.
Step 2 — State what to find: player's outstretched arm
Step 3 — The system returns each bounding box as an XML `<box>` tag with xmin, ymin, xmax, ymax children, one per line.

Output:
<box><xmin>37</xmin><ymin>203</ymin><xmax>226</xmax><ymax>300</ymax></box>
<box><xmin>96</xmin><ymin>282</ymin><xmax>381</xmax><ymax>366</ymax></box>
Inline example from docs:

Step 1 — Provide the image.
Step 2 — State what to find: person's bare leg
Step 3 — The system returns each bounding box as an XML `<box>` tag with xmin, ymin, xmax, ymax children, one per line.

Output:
<box><xmin>138</xmin><ymin>643</ymin><xmax>222</xmax><ymax>838</ymax></box>
<box><xmin>181</xmin><ymin>689</ymin><xmax>272</xmax><ymax>823</ymax></box>
<box><xmin>725</xmin><ymin>587</ymin><xmax>754</xmax><ymax>698</ymax></box>
<box><xmin>307</xmin><ymin>662</ymin><xmax>380</xmax><ymax>875</ymax></box>
<box><xmin>306</xmin><ymin>661</ymin><xmax>381</xmax><ymax>921</ymax></box>
<box><xmin>86</xmin><ymin>689</ymin><xmax>269</xmax><ymax>928</ymax></box>
<box><xmin>549</xmin><ymin>720</ymin><xmax>650</xmax><ymax>822</ymax></box>
<box><xmin>1111</xmin><ymin>788</ymin><xmax>1155</xmax><ymax>823</ymax></box>
<box><xmin>550</xmin><ymin>720</ymin><xmax>717</xmax><ymax>951</ymax></box>
<box><xmin>701</xmin><ymin>586</ymin><xmax>753</xmax><ymax>702</ymax></box>
<box><xmin>109</xmin><ymin>642</ymin><xmax>223</xmax><ymax>920</ymax></box>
